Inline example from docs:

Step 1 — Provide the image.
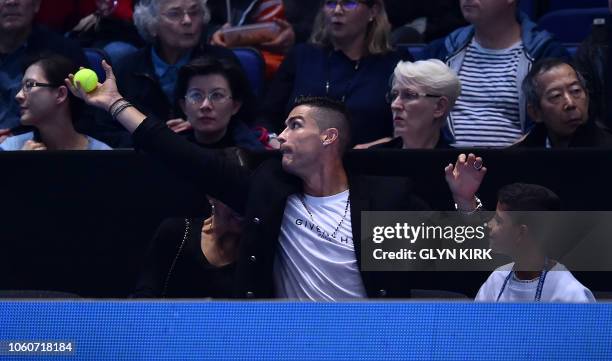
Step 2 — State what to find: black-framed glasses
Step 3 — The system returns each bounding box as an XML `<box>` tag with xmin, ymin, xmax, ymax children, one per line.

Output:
<box><xmin>385</xmin><ymin>89</ymin><xmax>441</xmax><ymax>104</ymax></box>
<box><xmin>324</xmin><ymin>0</ymin><xmax>370</xmax><ymax>11</ymax></box>
<box><xmin>21</xmin><ymin>80</ymin><xmax>59</xmax><ymax>93</ymax></box>
<box><xmin>185</xmin><ymin>89</ymin><xmax>232</xmax><ymax>106</ymax></box>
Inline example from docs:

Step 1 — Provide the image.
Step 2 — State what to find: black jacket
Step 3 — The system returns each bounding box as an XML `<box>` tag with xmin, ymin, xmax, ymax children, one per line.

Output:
<box><xmin>372</xmin><ymin>136</ymin><xmax>451</xmax><ymax>149</ymax></box>
<box><xmin>90</xmin><ymin>43</ymin><xmax>239</xmax><ymax>148</ymax></box>
<box><xmin>513</xmin><ymin>122</ymin><xmax>612</xmax><ymax>148</ymax></box>
<box><xmin>132</xmin><ymin>217</ymin><xmax>237</xmax><ymax>298</ymax></box>
<box><xmin>133</xmin><ymin>118</ymin><xmax>438</xmax><ymax>299</ymax></box>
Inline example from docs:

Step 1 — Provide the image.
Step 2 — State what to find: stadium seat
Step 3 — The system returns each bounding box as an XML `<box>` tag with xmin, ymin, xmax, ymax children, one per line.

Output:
<box><xmin>519</xmin><ymin>0</ymin><xmax>536</xmax><ymax>20</ymax></box>
<box><xmin>565</xmin><ymin>43</ymin><xmax>579</xmax><ymax>58</ymax></box>
<box><xmin>396</xmin><ymin>44</ymin><xmax>426</xmax><ymax>61</ymax></box>
<box><xmin>84</xmin><ymin>48</ymin><xmax>111</xmax><ymax>83</ymax></box>
<box><xmin>538</xmin><ymin>8</ymin><xmax>610</xmax><ymax>43</ymax></box>
<box><xmin>547</xmin><ymin>0</ymin><xmax>608</xmax><ymax>12</ymax></box>
<box><xmin>231</xmin><ymin>47</ymin><xmax>265</xmax><ymax>99</ymax></box>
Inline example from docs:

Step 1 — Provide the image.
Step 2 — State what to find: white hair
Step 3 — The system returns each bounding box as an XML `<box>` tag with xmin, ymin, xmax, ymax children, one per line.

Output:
<box><xmin>133</xmin><ymin>0</ymin><xmax>211</xmax><ymax>44</ymax></box>
<box><xmin>392</xmin><ymin>59</ymin><xmax>462</xmax><ymax>110</ymax></box>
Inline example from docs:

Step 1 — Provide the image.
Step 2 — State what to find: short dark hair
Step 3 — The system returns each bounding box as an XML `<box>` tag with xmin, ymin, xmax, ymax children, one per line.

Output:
<box><xmin>175</xmin><ymin>56</ymin><xmax>255</xmax><ymax>120</ymax></box>
<box><xmin>522</xmin><ymin>58</ymin><xmax>587</xmax><ymax>111</ymax></box>
<box><xmin>292</xmin><ymin>96</ymin><xmax>352</xmax><ymax>153</ymax></box>
<box><xmin>24</xmin><ymin>53</ymin><xmax>84</xmax><ymax>121</ymax></box>
<box><xmin>498</xmin><ymin>183</ymin><xmax>561</xmax><ymax>212</ymax></box>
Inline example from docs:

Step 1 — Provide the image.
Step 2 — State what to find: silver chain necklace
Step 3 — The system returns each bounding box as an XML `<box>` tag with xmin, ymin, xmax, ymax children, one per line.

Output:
<box><xmin>299</xmin><ymin>193</ymin><xmax>350</xmax><ymax>240</ymax></box>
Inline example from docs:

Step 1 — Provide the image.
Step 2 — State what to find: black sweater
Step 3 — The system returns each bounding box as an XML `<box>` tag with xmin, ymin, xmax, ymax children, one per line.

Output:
<box><xmin>133</xmin><ymin>217</ymin><xmax>236</xmax><ymax>298</ymax></box>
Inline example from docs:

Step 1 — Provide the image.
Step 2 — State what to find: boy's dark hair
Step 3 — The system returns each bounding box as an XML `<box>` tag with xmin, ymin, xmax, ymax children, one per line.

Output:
<box><xmin>498</xmin><ymin>183</ymin><xmax>561</xmax><ymax>212</ymax></box>
<box><xmin>292</xmin><ymin>95</ymin><xmax>352</xmax><ymax>153</ymax></box>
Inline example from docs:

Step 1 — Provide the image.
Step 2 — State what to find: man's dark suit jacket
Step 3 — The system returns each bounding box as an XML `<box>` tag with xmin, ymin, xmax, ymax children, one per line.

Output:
<box><xmin>134</xmin><ymin>117</ymin><xmax>440</xmax><ymax>299</ymax></box>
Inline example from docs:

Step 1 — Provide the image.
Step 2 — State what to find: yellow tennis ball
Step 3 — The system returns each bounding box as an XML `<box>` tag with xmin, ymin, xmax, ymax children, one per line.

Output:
<box><xmin>73</xmin><ymin>68</ymin><xmax>98</xmax><ymax>93</ymax></box>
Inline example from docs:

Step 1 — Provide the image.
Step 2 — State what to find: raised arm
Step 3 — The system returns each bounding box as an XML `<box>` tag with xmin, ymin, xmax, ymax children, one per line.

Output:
<box><xmin>65</xmin><ymin>61</ymin><xmax>252</xmax><ymax>214</ymax></box>
<box><xmin>65</xmin><ymin>60</ymin><xmax>145</xmax><ymax>133</ymax></box>
<box><xmin>444</xmin><ymin>153</ymin><xmax>487</xmax><ymax>212</ymax></box>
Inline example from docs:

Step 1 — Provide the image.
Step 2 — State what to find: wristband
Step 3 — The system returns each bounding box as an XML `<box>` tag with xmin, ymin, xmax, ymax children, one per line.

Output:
<box><xmin>454</xmin><ymin>195</ymin><xmax>483</xmax><ymax>215</ymax></box>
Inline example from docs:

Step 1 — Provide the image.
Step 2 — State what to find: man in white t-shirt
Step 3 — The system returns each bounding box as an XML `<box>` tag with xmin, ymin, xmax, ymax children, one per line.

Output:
<box><xmin>270</xmin><ymin>96</ymin><xmax>487</xmax><ymax>300</ymax></box>
<box><xmin>70</xmin><ymin>71</ymin><xmax>488</xmax><ymax>300</ymax></box>
<box><xmin>476</xmin><ymin>183</ymin><xmax>595</xmax><ymax>302</ymax></box>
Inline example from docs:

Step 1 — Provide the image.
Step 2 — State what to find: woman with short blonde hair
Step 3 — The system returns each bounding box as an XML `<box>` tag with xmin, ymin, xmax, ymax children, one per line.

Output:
<box><xmin>356</xmin><ymin>59</ymin><xmax>461</xmax><ymax>149</ymax></box>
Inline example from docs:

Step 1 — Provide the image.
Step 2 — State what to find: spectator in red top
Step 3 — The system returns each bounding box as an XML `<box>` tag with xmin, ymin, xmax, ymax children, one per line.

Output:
<box><xmin>209</xmin><ymin>0</ymin><xmax>295</xmax><ymax>79</ymax></box>
<box><xmin>36</xmin><ymin>0</ymin><xmax>143</xmax><ymax>64</ymax></box>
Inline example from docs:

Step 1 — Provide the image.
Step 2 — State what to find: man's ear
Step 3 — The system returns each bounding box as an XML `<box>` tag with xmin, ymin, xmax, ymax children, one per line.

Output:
<box><xmin>321</xmin><ymin>128</ymin><xmax>339</xmax><ymax>146</ymax></box>
<box><xmin>527</xmin><ymin>103</ymin><xmax>542</xmax><ymax>123</ymax></box>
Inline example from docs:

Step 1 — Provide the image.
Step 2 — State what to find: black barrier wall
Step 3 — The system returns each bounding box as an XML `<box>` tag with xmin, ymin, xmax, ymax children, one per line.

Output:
<box><xmin>1</xmin><ymin>149</ymin><xmax>611</xmax><ymax>297</ymax></box>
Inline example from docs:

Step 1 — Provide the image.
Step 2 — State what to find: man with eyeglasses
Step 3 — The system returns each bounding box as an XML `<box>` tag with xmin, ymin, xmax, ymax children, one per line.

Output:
<box><xmin>423</xmin><ymin>0</ymin><xmax>569</xmax><ymax>148</ymax></box>
<box><xmin>0</xmin><ymin>0</ymin><xmax>87</xmax><ymax>139</ymax></box>
<box><xmin>514</xmin><ymin>58</ymin><xmax>612</xmax><ymax>148</ymax></box>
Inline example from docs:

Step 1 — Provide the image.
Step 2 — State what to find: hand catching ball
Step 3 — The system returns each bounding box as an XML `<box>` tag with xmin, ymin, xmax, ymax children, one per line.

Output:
<box><xmin>73</xmin><ymin>68</ymin><xmax>99</xmax><ymax>93</ymax></box>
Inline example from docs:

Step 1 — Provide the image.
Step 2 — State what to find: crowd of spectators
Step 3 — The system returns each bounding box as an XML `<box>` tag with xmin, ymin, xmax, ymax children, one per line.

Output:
<box><xmin>1</xmin><ymin>0</ymin><xmax>611</xmax><ymax>301</ymax></box>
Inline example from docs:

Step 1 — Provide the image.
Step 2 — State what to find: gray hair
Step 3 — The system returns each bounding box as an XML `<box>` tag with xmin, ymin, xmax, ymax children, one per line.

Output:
<box><xmin>392</xmin><ymin>59</ymin><xmax>462</xmax><ymax>110</ymax></box>
<box><xmin>134</xmin><ymin>0</ymin><xmax>211</xmax><ymax>44</ymax></box>
<box><xmin>522</xmin><ymin>58</ymin><xmax>588</xmax><ymax>111</ymax></box>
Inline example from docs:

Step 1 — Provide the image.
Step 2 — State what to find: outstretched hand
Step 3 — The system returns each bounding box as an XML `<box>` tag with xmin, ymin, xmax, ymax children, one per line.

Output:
<box><xmin>444</xmin><ymin>153</ymin><xmax>487</xmax><ymax>210</ymax></box>
<box><xmin>65</xmin><ymin>60</ymin><xmax>122</xmax><ymax>112</ymax></box>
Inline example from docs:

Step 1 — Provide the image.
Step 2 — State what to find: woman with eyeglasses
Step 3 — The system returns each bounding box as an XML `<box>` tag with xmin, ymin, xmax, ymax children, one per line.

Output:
<box><xmin>0</xmin><ymin>54</ymin><xmax>111</xmax><ymax>151</ymax></box>
<box><xmin>257</xmin><ymin>0</ymin><xmax>411</xmax><ymax>146</ymax></box>
<box><xmin>90</xmin><ymin>0</ymin><xmax>240</xmax><ymax>148</ymax></box>
<box><xmin>173</xmin><ymin>56</ymin><xmax>264</xmax><ymax>149</ymax></box>
<box><xmin>355</xmin><ymin>59</ymin><xmax>460</xmax><ymax>150</ymax></box>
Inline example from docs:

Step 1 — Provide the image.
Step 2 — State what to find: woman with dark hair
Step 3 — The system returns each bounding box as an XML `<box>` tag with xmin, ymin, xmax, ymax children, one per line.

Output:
<box><xmin>258</xmin><ymin>0</ymin><xmax>411</xmax><ymax>145</ymax></box>
<box><xmin>0</xmin><ymin>54</ymin><xmax>110</xmax><ymax>151</ymax></box>
<box><xmin>173</xmin><ymin>56</ymin><xmax>264</xmax><ymax>149</ymax></box>
<box><xmin>89</xmin><ymin>0</ymin><xmax>239</xmax><ymax>148</ymax></box>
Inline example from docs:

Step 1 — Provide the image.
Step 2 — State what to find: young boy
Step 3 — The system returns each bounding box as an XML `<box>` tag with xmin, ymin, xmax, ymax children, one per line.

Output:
<box><xmin>476</xmin><ymin>183</ymin><xmax>595</xmax><ymax>302</ymax></box>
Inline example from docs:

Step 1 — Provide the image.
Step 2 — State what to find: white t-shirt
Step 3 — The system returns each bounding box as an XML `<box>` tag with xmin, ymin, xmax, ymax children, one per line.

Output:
<box><xmin>273</xmin><ymin>190</ymin><xmax>367</xmax><ymax>300</ymax></box>
<box><xmin>475</xmin><ymin>262</ymin><xmax>596</xmax><ymax>302</ymax></box>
